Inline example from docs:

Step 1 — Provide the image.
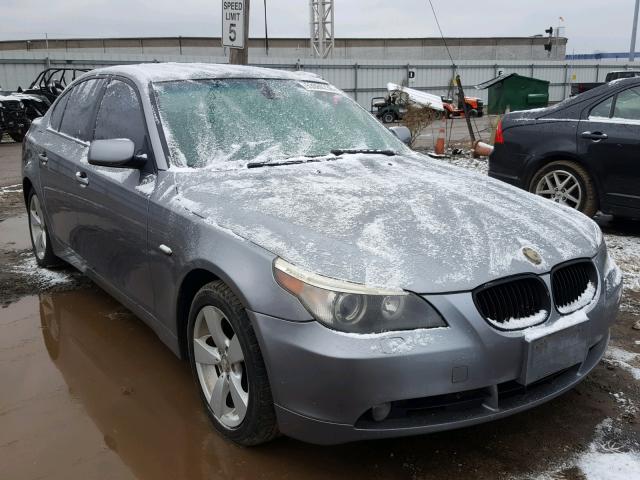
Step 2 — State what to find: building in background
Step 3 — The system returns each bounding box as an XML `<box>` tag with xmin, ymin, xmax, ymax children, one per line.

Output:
<box><xmin>0</xmin><ymin>36</ymin><xmax>567</xmax><ymax>61</ymax></box>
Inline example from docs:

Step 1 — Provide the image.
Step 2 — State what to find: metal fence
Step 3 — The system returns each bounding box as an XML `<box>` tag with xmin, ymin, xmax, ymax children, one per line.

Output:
<box><xmin>1</xmin><ymin>51</ymin><xmax>638</xmax><ymax>110</ymax></box>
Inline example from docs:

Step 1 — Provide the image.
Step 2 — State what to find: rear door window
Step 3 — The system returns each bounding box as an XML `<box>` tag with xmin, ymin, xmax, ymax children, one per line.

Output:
<box><xmin>49</xmin><ymin>92</ymin><xmax>70</xmax><ymax>130</ymax></box>
<box><xmin>589</xmin><ymin>96</ymin><xmax>614</xmax><ymax>119</ymax></box>
<box><xmin>612</xmin><ymin>86</ymin><xmax>640</xmax><ymax>121</ymax></box>
<box><xmin>59</xmin><ymin>79</ymin><xmax>105</xmax><ymax>141</ymax></box>
<box><xmin>94</xmin><ymin>79</ymin><xmax>147</xmax><ymax>154</ymax></box>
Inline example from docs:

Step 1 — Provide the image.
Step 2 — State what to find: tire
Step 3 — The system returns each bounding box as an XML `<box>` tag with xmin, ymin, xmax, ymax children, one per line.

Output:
<box><xmin>187</xmin><ymin>280</ymin><xmax>279</xmax><ymax>446</ymax></box>
<box><xmin>529</xmin><ymin>160</ymin><xmax>599</xmax><ymax>217</ymax></box>
<box><xmin>382</xmin><ymin>112</ymin><xmax>395</xmax><ymax>124</ymax></box>
<box><xmin>468</xmin><ymin>108</ymin><xmax>479</xmax><ymax>118</ymax></box>
<box><xmin>27</xmin><ymin>190</ymin><xmax>62</xmax><ymax>267</ymax></box>
<box><xmin>9</xmin><ymin>131</ymin><xmax>25</xmax><ymax>143</ymax></box>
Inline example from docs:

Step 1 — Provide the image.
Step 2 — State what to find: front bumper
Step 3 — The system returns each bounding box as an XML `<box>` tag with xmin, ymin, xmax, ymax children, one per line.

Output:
<box><xmin>251</xmin><ymin>257</ymin><xmax>622</xmax><ymax>445</ymax></box>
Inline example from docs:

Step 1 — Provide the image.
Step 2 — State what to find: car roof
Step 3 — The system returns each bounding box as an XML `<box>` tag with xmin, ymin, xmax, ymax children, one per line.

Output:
<box><xmin>90</xmin><ymin>62</ymin><xmax>326</xmax><ymax>84</ymax></box>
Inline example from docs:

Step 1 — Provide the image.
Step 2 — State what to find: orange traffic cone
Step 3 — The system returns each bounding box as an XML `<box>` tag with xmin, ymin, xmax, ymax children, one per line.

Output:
<box><xmin>435</xmin><ymin>116</ymin><xmax>446</xmax><ymax>155</ymax></box>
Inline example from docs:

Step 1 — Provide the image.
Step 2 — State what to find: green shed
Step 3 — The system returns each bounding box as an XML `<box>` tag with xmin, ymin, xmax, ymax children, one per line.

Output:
<box><xmin>476</xmin><ymin>73</ymin><xmax>550</xmax><ymax>114</ymax></box>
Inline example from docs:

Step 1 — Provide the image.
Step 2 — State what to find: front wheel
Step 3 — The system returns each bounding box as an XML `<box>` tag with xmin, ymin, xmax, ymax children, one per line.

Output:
<box><xmin>381</xmin><ymin>112</ymin><xmax>396</xmax><ymax>124</ymax></box>
<box><xmin>28</xmin><ymin>190</ymin><xmax>61</xmax><ymax>267</ymax></box>
<box><xmin>187</xmin><ymin>281</ymin><xmax>279</xmax><ymax>446</ymax></box>
<box><xmin>529</xmin><ymin>160</ymin><xmax>598</xmax><ymax>217</ymax></box>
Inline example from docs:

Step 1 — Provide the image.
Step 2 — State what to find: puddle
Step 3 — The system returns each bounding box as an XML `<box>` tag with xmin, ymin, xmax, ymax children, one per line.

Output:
<box><xmin>0</xmin><ymin>214</ymin><xmax>30</xmax><ymax>251</ymax></box>
<box><xmin>0</xmin><ymin>290</ymin><xmax>636</xmax><ymax>480</ymax></box>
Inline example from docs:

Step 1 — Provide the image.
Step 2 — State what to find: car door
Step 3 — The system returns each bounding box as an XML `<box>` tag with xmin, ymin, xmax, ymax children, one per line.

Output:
<box><xmin>38</xmin><ymin>78</ymin><xmax>106</xmax><ymax>256</ymax></box>
<box><xmin>578</xmin><ymin>86</ymin><xmax>640</xmax><ymax>213</ymax></box>
<box><xmin>73</xmin><ymin>77</ymin><xmax>155</xmax><ymax>314</ymax></box>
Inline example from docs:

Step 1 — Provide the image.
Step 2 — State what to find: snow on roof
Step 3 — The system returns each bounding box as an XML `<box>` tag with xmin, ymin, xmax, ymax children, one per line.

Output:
<box><xmin>91</xmin><ymin>62</ymin><xmax>326</xmax><ymax>84</ymax></box>
<box><xmin>386</xmin><ymin>83</ymin><xmax>444</xmax><ymax>111</ymax></box>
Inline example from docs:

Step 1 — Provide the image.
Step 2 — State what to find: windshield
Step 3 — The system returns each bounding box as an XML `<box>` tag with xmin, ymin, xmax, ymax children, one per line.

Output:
<box><xmin>152</xmin><ymin>78</ymin><xmax>405</xmax><ymax>169</ymax></box>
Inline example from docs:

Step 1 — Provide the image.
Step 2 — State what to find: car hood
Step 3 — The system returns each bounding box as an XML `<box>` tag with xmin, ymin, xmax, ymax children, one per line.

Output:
<box><xmin>170</xmin><ymin>153</ymin><xmax>601</xmax><ymax>293</ymax></box>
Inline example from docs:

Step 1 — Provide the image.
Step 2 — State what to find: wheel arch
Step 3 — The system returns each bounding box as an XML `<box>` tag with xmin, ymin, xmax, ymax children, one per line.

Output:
<box><xmin>22</xmin><ymin>176</ymin><xmax>34</xmax><ymax>205</ymax></box>
<box><xmin>175</xmin><ymin>268</ymin><xmax>220</xmax><ymax>359</ymax></box>
<box><xmin>525</xmin><ymin>152</ymin><xmax>601</xmax><ymax>198</ymax></box>
<box><xmin>175</xmin><ymin>264</ymin><xmax>254</xmax><ymax>360</ymax></box>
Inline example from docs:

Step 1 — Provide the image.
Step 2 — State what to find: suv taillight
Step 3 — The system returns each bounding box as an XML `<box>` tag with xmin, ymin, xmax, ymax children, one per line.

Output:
<box><xmin>495</xmin><ymin>119</ymin><xmax>504</xmax><ymax>144</ymax></box>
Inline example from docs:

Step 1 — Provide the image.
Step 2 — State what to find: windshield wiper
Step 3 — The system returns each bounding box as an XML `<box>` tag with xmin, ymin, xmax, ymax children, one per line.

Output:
<box><xmin>247</xmin><ymin>155</ymin><xmax>337</xmax><ymax>169</ymax></box>
<box><xmin>330</xmin><ymin>148</ymin><xmax>396</xmax><ymax>157</ymax></box>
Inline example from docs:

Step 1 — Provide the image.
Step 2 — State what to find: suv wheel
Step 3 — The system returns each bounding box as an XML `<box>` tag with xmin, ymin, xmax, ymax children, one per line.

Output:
<box><xmin>187</xmin><ymin>280</ymin><xmax>278</xmax><ymax>446</ymax></box>
<box><xmin>9</xmin><ymin>131</ymin><xmax>25</xmax><ymax>143</ymax></box>
<box><xmin>28</xmin><ymin>190</ymin><xmax>61</xmax><ymax>267</ymax></box>
<box><xmin>529</xmin><ymin>160</ymin><xmax>598</xmax><ymax>217</ymax></box>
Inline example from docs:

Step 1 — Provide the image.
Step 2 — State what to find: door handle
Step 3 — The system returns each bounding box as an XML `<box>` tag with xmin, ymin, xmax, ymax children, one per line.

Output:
<box><xmin>75</xmin><ymin>171</ymin><xmax>89</xmax><ymax>187</ymax></box>
<box><xmin>38</xmin><ymin>152</ymin><xmax>48</xmax><ymax>165</ymax></box>
<box><xmin>581</xmin><ymin>131</ymin><xmax>608</xmax><ymax>141</ymax></box>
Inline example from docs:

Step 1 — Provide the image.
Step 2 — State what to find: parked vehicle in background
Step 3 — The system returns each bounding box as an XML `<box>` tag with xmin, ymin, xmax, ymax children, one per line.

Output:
<box><xmin>570</xmin><ymin>70</ymin><xmax>640</xmax><ymax>97</ymax></box>
<box><xmin>0</xmin><ymin>68</ymin><xmax>88</xmax><ymax>142</ymax></box>
<box><xmin>371</xmin><ymin>95</ymin><xmax>407</xmax><ymax>123</ymax></box>
<box><xmin>441</xmin><ymin>94</ymin><xmax>484</xmax><ymax>118</ymax></box>
<box><xmin>23</xmin><ymin>63</ymin><xmax>621</xmax><ymax>446</ymax></box>
<box><xmin>490</xmin><ymin>77</ymin><xmax>640</xmax><ymax>219</ymax></box>
<box><xmin>372</xmin><ymin>83</ymin><xmax>481</xmax><ymax>123</ymax></box>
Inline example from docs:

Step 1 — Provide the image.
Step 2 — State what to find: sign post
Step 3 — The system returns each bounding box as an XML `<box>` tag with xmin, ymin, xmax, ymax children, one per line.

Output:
<box><xmin>223</xmin><ymin>0</ymin><xmax>250</xmax><ymax>64</ymax></box>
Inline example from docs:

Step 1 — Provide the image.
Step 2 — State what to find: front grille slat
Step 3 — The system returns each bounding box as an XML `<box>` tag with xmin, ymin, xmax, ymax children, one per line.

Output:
<box><xmin>474</xmin><ymin>277</ymin><xmax>550</xmax><ymax>330</ymax></box>
<box><xmin>551</xmin><ymin>260</ymin><xmax>597</xmax><ymax>314</ymax></box>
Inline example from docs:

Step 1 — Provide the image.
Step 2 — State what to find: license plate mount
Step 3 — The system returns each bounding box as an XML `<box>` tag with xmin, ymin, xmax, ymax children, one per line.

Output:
<box><xmin>520</xmin><ymin>322</ymin><xmax>589</xmax><ymax>385</ymax></box>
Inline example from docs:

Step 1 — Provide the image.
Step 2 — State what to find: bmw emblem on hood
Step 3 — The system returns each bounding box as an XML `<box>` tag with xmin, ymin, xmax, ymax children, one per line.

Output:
<box><xmin>522</xmin><ymin>247</ymin><xmax>542</xmax><ymax>265</ymax></box>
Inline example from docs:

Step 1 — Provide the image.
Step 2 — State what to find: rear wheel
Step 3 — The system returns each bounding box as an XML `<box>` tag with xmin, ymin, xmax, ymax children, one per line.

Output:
<box><xmin>529</xmin><ymin>160</ymin><xmax>598</xmax><ymax>217</ymax></box>
<box><xmin>28</xmin><ymin>190</ymin><xmax>61</xmax><ymax>267</ymax></box>
<box><xmin>187</xmin><ymin>281</ymin><xmax>278</xmax><ymax>446</ymax></box>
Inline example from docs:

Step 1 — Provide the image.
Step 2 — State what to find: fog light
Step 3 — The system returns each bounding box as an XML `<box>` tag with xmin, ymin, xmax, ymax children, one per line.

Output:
<box><xmin>371</xmin><ymin>402</ymin><xmax>391</xmax><ymax>422</ymax></box>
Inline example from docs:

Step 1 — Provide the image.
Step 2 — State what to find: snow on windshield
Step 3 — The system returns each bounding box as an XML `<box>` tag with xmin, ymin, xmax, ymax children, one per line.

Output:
<box><xmin>152</xmin><ymin>79</ymin><xmax>403</xmax><ymax>169</ymax></box>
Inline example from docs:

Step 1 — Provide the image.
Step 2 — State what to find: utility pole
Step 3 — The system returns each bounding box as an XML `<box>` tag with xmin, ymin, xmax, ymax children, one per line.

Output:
<box><xmin>630</xmin><ymin>0</ymin><xmax>640</xmax><ymax>61</ymax></box>
<box><xmin>455</xmin><ymin>75</ymin><xmax>476</xmax><ymax>145</ymax></box>
<box><xmin>45</xmin><ymin>32</ymin><xmax>50</xmax><ymax>68</ymax></box>
<box><xmin>229</xmin><ymin>0</ymin><xmax>250</xmax><ymax>65</ymax></box>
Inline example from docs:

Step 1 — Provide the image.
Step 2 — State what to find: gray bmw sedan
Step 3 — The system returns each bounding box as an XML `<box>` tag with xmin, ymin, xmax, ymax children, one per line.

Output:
<box><xmin>22</xmin><ymin>63</ymin><xmax>623</xmax><ymax>445</ymax></box>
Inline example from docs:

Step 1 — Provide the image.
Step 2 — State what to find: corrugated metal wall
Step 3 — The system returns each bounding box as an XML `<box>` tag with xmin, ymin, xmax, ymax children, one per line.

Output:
<box><xmin>1</xmin><ymin>52</ymin><xmax>637</xmax><ymax>110</ymax></box>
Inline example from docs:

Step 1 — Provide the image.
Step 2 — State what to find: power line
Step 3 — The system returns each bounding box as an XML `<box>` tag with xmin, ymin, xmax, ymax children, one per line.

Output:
<box><xmin>426</xmin><ymin>0</ymin><xmax>455</xmax><ymax>67</ymax></box>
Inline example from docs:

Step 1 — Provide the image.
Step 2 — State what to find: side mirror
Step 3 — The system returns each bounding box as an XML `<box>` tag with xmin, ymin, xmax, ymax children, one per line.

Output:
<box><xmin>89</xmin><ymin>139</ymin><xmax>144</xmax><ymax>168</ymax></box>
<box><xmin>388</xmin><ymin>126</ymin><xmax>412</xmax><ymax>146</ymax></box>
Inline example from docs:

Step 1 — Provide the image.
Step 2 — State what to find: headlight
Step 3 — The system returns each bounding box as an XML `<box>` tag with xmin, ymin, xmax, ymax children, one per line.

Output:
<box><xmin>273</xmin><ymin>258</ymin><xmax>446</xmax><ymax>334</ymax></box>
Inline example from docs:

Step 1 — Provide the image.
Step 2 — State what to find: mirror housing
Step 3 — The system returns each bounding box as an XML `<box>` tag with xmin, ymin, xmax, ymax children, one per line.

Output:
<box><xmin>88</xmin><ymin>139</ymin><xmax>145</xmax><ymax>168</ymax></box>
<box><xmin>388</xmin><ymin>126</ymin><xmax>412</xmax><ymax>146</ymax></box>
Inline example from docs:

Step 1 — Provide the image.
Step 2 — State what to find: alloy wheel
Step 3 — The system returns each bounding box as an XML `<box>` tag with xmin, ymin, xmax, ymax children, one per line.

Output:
<box><xmin>193</xmin><ymin>305</ymin><xmax>249</xmax><ymax>429</ymax></box>
<box><xmin>534</xmin><ymin>170</ymin><xmax>583</xmax><ymax>209</ymax></box>
<box><xmin>29</xmin><ymin>195</ymin><xmax>47</xmax><ymax>260</ymax></box>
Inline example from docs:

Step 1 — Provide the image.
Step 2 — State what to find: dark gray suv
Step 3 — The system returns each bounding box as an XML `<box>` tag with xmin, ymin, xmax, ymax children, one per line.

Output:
<box><xmin>22</xmin><ymin>63</ymin><xmax>622</xmax><ymax>445</ymax></box>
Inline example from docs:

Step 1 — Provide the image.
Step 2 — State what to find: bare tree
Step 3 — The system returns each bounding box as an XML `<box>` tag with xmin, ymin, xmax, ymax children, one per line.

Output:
<box><xmin>401</xmin><ymin>104</ymin><xmax>436</xmax><ymax>148</ymax></box>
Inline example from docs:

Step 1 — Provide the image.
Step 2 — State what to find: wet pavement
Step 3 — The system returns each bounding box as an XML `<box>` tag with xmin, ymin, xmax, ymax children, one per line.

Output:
<box><xmin>1</xmin><ymin>146</ymin><xmax>640</xmax><ymax>479</ymax></box>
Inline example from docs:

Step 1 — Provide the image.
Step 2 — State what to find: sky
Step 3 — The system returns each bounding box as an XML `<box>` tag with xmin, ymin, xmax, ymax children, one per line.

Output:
<box><xmin>1</xmin><ymin>0</ymin><xmax>637</xmax><ymax>54</ymax></box>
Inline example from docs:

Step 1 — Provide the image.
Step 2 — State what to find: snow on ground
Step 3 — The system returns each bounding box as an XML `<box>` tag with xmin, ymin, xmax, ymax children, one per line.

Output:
<box><xmin>8</xmin><ymin>253</ymin><xmax>73</xmax><ymax>289</ymax></box>
<box><xmin>605</xmin><ymin>233</ymin><xmax>640</xmax><ymax>293</ymax></box>
<box><xmin>436</xmin><ymin>154</ymin><xmax>489</xmax><ymax>175</ymax></box>
<box><xmin>605</xmin><ymin>346</ymin><xmax>640</xmax><ymax>380</ymax></box>
<box><xmin>523</xmin><ymin>419</ymin><xmax>640</xmax><ymax>480</ymax></box>
<box><xmin>0</xmin><ymin>184</ymin><xmax>22</xmax><ymax>196</ymax></box>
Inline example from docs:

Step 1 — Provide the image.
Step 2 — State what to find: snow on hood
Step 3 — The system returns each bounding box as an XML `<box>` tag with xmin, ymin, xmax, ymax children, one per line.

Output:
<box><xmin>169</xmin><ymin>153</ymin><xmax>601</xmax><ymax>293</ymax></box>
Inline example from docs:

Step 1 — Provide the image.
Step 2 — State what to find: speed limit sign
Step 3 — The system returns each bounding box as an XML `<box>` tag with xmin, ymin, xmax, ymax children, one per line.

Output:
<box><xmin>222</xmin><ymin>1</ymin><xmax>245</xmax><ymax>49</ymax></box>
